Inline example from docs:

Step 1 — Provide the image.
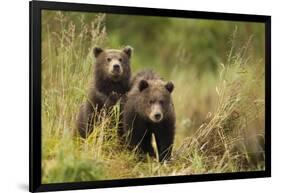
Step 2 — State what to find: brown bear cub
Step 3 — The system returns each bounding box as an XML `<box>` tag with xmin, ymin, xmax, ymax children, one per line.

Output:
<box><xmin>77</xmin><ymin>46</ymin><xmax>133</xmax><ymax>138</ymax></box>
<box><xmin>121</xmin><ymin>70</ymin><xmax>176</xmax><ymax>162</ymax></box>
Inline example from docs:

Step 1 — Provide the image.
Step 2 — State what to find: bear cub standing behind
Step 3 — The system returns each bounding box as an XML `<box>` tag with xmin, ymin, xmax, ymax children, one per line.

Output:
<box><xmin>121</xmin><ymin>70</ymin><xmax>176</xmax><ymax>162</ymax></box>
<box><xmin>77</xmin><ymin>46</ymin><xmax>133</xmax><ymax>138</ymax></box>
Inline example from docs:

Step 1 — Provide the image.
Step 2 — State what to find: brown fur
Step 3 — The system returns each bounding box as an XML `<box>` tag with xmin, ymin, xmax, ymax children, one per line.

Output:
<box><xmin>121</xmin><ymin>70</ymin><xmax>176</xmax><ymax>162</ymax></box>
<box><xmin>77</xmin><ymin>46</ymin><xmax>133</xmax><ymax>138</ymax></box>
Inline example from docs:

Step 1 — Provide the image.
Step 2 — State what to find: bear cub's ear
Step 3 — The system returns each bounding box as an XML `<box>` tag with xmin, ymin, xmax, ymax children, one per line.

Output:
<box><xmin>123</xmin><ymin>46</ymin><xmax>133</xmax><ymax>58</ymax></box>
<box><xmin>139</xmin><ymin>80</ymin><xmax>149</xmax><ymax>92</ymax></box>
<box><xmin>165</xmin><ymin>81</ymin><xmax>174</xmax><ymax>93</ymax></box>
<box><xmin>93</xmin><ymin>47</ymin><xmax>103</xmax><ymax>58</ymax></box>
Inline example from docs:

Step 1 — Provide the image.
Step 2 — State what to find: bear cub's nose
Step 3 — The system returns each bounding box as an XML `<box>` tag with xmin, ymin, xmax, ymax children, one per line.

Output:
<box><xmin>113</xmin><ymin>64</ymin><xmax>121</xmax><ymax>72</ymax></box>
<box><xmin>154</xmin><ymin>113</ymin><xmax>162</xmax><ymax>120</ymax></box>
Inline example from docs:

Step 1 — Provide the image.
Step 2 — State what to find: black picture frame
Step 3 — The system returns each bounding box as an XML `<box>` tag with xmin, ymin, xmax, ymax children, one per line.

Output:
<box><xmin>29</xmin><ymin>0</ymin><xmax>271</xmax><ymax>192</ymax></box>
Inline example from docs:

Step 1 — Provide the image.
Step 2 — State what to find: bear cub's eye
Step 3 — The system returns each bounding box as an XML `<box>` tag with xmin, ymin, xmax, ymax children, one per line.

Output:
<box><xmin>149</xmin><ymin>100</ymin><xmax>155</xmax><ymax>104</ymax></box>
<box><xmin>118</xmin><ymin>58</ymin><xmax>123</xmax><ymax>62</ymax></box>
<box><xmin>107</xmin><ymin>57</ymin><xmax>112</xmax><ymax>62</ymax></box>
<box><xmin>159</xmin><ymin>100</ymin><xmax>164</xmax><ymax>105</ymax></box>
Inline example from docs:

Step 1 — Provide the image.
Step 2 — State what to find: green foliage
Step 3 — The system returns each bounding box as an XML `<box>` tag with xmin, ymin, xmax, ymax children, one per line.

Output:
<box><xmin>106</xmin><ymin>15</ymin><xmax>265</xmax><ymax>76</ymax></box>
<box><xmin>42</xmin><ymin>137</ymin><xmax>105</xmax><ymax>183</ymax></box>
<box><xmin>41</xmin><ymin>10</ymin><xmax>265</xmax><ymax>183</ymax></box>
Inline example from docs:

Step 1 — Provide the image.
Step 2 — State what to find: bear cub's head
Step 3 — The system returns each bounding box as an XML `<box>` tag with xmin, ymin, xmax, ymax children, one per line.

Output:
<box><xmin>138</xmin><ymin>79</ymin><xmax>174</xmax><ymax>123</ymax></box>
<box><xmin>94</xmin><ymin>46</ymin><xmax>133</xmax><ymax>81</ymax></box>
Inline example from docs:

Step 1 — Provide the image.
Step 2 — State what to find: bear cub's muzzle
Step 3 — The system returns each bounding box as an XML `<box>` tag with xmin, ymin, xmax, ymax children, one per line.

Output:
<box><xmin>149</xmin><ymin>104</ymin><xmax>164</xmax><ymax>123</ymax></box>
<box><xmin>109</xmin><ymin>59</ymin><xmax>123</xmax><ymax>78</ymax></box>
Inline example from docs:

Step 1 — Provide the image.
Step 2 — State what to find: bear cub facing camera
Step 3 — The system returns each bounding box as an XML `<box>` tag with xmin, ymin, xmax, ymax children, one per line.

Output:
<box><xmin>121</xmin><ymin>70</ymin><xmax>176</xmax><ymax>162</ymax></box>
<box><xmin>77</xmin><ymin>46</ymin><xmax>133</xmax><ymax>138</ymax></box>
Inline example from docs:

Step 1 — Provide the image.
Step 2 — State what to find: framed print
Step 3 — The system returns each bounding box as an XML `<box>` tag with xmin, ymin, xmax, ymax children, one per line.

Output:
<box><xmin>29</xmin><ymin>0</ymin><xmax>271</xmax><ymax>192</ymax></box>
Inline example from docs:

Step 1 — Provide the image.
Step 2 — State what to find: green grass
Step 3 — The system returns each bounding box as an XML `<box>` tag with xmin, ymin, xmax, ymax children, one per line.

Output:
<box><xmin>41</xmin><ymin>11</ymin><xmax>265</xmax><ymax>184</ymax></box>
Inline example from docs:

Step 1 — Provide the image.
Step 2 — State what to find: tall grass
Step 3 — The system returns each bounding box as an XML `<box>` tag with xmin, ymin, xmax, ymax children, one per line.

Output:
<box><xmin>41</xmin><ymin>11</ymin><xmax>265</xmax><ymax>183</ymax></box>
